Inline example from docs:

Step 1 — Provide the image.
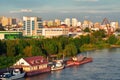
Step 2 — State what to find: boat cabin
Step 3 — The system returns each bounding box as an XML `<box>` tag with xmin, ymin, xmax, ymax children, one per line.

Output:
<box><xmin>13</xmin><ymin>56</ymin><xmax>49</xmax><ymax>73</ymax></box>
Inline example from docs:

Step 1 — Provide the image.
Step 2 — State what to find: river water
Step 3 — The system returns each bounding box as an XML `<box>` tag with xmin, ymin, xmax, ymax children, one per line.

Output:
<box><xmin>19</xmin><ymin>48</ymin><xmax>120</xmax><ymax>80</ymax></box>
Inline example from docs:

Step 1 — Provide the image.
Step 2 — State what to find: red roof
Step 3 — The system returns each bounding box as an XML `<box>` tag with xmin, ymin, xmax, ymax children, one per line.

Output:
<box><xmin>23</xmin><ymin>56</ymin><xmax>48</xmax><ymax>66</ymax></box>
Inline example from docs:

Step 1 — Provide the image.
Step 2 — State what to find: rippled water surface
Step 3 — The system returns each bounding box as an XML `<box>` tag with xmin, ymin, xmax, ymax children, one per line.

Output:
<box><xmin>18</xmin><ymin>48</ymin><xmax>120</xmax><ymax>80</ymax></box>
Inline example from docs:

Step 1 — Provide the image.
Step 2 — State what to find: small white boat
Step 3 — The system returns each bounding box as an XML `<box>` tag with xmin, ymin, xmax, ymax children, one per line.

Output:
<box><xmin>0</xmin><ymin>68</ymin><xmax>25</xmax><ymax>80</ymax></box>
<box><xmin>51</xmin><ymin>60</ymin><xmax>64</xmax><ymax>71</ymax></box>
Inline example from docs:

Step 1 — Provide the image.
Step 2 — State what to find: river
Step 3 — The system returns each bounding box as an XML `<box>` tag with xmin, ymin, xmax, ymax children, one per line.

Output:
<box><xmin>18</xmin><ymin>48</ymin><xmax>120</xmax><ymax>80</ymax></box>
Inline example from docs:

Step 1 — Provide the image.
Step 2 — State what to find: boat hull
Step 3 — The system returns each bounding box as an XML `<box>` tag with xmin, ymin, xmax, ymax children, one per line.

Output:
<box><xmin>65</xmin><ymin>60</ymin><xmax>75</xmax><ymax>67</ymax></box>
<box><xmin>74</xmin><ymin>58</ymin><xmax>93</xmax><ymax>65</ymax></box>
<box><xmin>26</xmin><ymin>67</ymin><xmax>51</xmax><ymax>76</ymax></box>
<box><xmin>66</xmin><ymin>58</ymin><xmax>93</xmax><ymax>67</ymax></box>
<box><xmin>51</xmin><ymin>65</ymin><xmax>64</xmax><ymax>71</ymax></box>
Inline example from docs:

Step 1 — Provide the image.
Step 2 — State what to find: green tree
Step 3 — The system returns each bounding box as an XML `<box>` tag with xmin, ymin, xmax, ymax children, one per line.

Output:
<box><xmin>116</xmin><ymin>39</ymin><xmax>120</xmax><ymax>45</ymax></box>
<box><xmin>92</xmin><ymin>29</ymin><xmax>106</xmax><ymax>38</ymax></box>
<box><xmin>63</xmin><ymin>43</ymin><xmax>77</xmax><ymax>57</ymax></box>
<box><xmin>80</xmin><ymin>35</ymin><xmax>90</xmax><ymax>44</ymax></box>
<box><xmin>6</xmin><ymin>40</ymin><xmax>16</xmax><ymax>56</ymax></box>
<box><xmin>23</xmin><ymin>46</ymin><xmax>32</xmax><ymax>57</ymax></box>
<box><xmin>89</xmin><ymin>35</ymin><xmax>96</xmax><ymax>44</ymax></box>
<box><xmin>107</xmin><ymin>35</ymin><xmax>118</xmax><ymax>44</ymax></box>
<box><xmin>0</xmin><ymin>40</ymin><xmax>6</xmax><ymax>55</ymax></box>
<box><xmin>80</xmin><ymin>44</ymin><xmax>96</xmax><ymax>52</ymax></box>
<box><xmin>32</xmin><ymin>45</ymin><xmax>45</xmax><ymax>56</ymax></box>
<box><xmin>43</xmin><ymin>39</ymin><xmax>58</xmax><ymax>56</ymax></box>
<box><xmin>84</xmin><ymin>27</ymin><xmax>90</xmax><ymax>32</ymax></box>
<box><xmin>17</xmin><ymin>39</ymin><xmax>29</xmax><ymax>55</ymax></box>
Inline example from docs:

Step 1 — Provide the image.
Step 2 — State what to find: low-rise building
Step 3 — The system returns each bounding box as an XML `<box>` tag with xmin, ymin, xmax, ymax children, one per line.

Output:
<box><xmin>0</xmin><ymin>31</ymin><xmax>23</xmax><ymax>40</ymax></box>
<box><xmin>13</xmin><ymin>56</ymin><xmax>50</xmax><ymax>76</ymax></box>
<box><xmin>42</xmin><ymin>28</ymin><xmax>69</xmax><ymax>38</ymax></box>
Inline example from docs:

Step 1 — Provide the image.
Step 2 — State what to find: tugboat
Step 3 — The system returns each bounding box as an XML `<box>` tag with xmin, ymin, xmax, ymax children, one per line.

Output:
<box><xmin>0</xmin><ymin>68</ymin><xmax>25</xmax><ymax>80</ymax></box>
<box><xmin>51</xmin><ymin>60</ymin><xmax>65</xmax><ymax>71</ymax></box>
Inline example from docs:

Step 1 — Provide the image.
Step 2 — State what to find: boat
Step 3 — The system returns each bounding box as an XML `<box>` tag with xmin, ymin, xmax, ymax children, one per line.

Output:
<box><xmin>0</xmin><ymin>68</ymin><xmax>25</xmax><ymax>80</ymax></box>
<box><xmin>51</xmin><ymin>60</ymin><xmax>65</xmax><ymax>71</ymax></box>
<box><xmin>65</xmin><ymin>55</ymin><xmax>93</xmax><ymax>67</ymax></box>
<box><xmin>74</xmin><ymin>57</ymin><xmax>93</xmax><ymax>65</ymax></box>
<box><xmin>65</xmin><ymin>60</ymin><xmax>75</xmax><ymax>67</ymax></box>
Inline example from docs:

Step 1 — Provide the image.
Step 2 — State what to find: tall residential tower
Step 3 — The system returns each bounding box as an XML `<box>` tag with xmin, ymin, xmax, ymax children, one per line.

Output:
<box><xmin>64</xmin><ymin>18</ymin><xmax>71</xmax><ymax>27</ymax></box>
<box><xmin>23</xmin><ymin>16</ymin><xmax>43</xmax><ymax>36</ymax></box>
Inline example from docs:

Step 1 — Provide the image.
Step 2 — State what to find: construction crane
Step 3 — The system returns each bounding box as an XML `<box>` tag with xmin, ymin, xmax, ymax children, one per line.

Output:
<box><xmin>101</xmin><ymin>18</ymin><xmax>112</xmax><ymax>36</ymax></box>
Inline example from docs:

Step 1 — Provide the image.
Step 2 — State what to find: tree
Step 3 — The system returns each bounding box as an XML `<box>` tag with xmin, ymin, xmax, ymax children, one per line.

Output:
<box><xmin>80</xmin><ymin>35</ymin><xmax>90</xmax><ymax>44</ymax></box>
<box><xmin>92</xmin><ymin>29</ymin><xmax>106</xmax><ymax>38</ymax></box>
<box><xmin>0</xmin><ymin>40</ymin><xmax>6</xmax><ymax>55</ymax></box>
<box><xmin>43</xmin><ymin>39</ymin><xmax>58</xmax><ymax>56</ymax></box>
<box><xmin>32</xmin><ymin>46</ymin><xmax>45</xmax><ymax>56</ymax></box>
<box><xmin>23</xmin><ymin>46</ymin><xmax>32</xmax><ymax>57</ymax></box>
<box><xmin>84</xmin><ymin>27</ymin><xmax>90</xmax><ymax>32</ymax></box>
<box><xmin>6</xmin><ymin>40</ymin><xmax>16</xmax><ymax>56</ymax></box>
<box><xmin>71</xmin><ymin>38</ymin><xmax>80</xmax><ymax>52</ymax></box>
<box><xmin>107</xmin><ymin>35</ymin><xmax>118</xmax><ymax>44</ymax></box>
<box><xmin>80</xmin><ymin>44</ymin><xmax>96</xmax><ymax>52</ymax></box>
<box><xmin>89</xmin><ymin>35</ymin><xmax>96</xmax><ymax>44</ymax></box>
<box><xmin>63</xmin><ymin>43</ymin><xmax>77</xmax><ymax>57</ymax></box>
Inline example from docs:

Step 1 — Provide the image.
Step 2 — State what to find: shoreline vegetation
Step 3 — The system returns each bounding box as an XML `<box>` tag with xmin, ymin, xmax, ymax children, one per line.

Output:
<box><xmin>0</xmin><ymin>30</ymin><xmax>120</xmax><ymax>69</ymax></box>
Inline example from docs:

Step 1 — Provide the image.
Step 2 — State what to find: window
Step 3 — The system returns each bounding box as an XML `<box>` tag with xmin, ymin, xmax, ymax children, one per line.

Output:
<box><xmin>32</xmin><ymin>21</ymin><xmax>35</xmax><ymax>30</ymax></box>
<box><xmin>21</xmin><ymin>62</ymin><xmax>24</xmax><ymax>64</ymax></box>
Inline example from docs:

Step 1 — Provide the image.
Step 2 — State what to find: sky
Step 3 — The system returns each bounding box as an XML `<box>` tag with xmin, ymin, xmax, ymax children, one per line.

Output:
<box><xmin>0</xmin><ymin>0</ymin><xmax>120</xmax><ymax>22</ymax></box>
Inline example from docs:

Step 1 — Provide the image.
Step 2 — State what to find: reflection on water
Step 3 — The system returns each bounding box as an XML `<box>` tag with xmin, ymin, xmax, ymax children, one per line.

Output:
<box><xmin>17</xmin><ymin>48</ymin><xmax>120</xmax><ymax>80</ymax></box>
<box><xmin>25</xmin><ymin>73</ymin><xmax>51</xmax><ymax>80</ymax></box>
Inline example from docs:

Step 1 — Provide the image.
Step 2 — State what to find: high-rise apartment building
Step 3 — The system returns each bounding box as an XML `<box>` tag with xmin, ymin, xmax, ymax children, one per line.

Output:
<box><xmin>72</xmin><ymin>18</ymin><xmax>78</xmax><ymax>27</ymax></box>
<box><xmin>64</xmin><ymin>18</ymin><xmax>70</xmax><ymax>27</ymax></box>
<box><xmin>110</xmin><ymin>22</ymin><xmax>119</xmax><ymax>30</ymax></box>
<box><xmin>23</xmin><ymin>16</ymin><xmax>43</xmax><ymax>36</ymax></box>
<box><xmin>1</xmin><ymin>16</ymin><xmax>10</xmax><ymax>26</ymax></box>
<box><xmin>47</xmin><ymin>20</ymin><xmax>54</xmax><ymax>27</ymax></box>
<box><xmin>55</xmin><ymin>19</ymin><xmax>61</xmax><ymax>27</ymax></box>
<box><xmin>0</xmin><ymin>16</ymin><xmax>14</xmax><ymax>27</ymax></box>
<box><xmin>8</xmin><ymin>18</ymin><xmax>12</xmax><ymax>25</ymax></box>
<box><xmin>0</xmin><ymin>16</ymin><xmax>8</xmax><ymax>26</ymax></box>
<box><xmin>12</xmin><ymin>18</ymin><xmax>17</xmax><ymax>25</ymax></box>
<box><xmin>82</xmin><ymin>20</ymin><xmax>89</xmax><ymax>29</ymax></box>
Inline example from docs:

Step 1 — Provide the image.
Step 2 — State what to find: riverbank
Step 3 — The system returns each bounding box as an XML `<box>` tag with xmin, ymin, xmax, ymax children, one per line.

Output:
<box><xmin>25</xmin><ymin>48</ymin><xmax>120</xmax><ymax>80</ymax></box>
<box><xmin>80</xmin><ymin>44</ymin><xmax>120</xmax><ymax>53</ymax></box>
<box><xmin>110</xmin><ymin>45</ymin><xmax>120</xmax><ymax>48</ymax></box>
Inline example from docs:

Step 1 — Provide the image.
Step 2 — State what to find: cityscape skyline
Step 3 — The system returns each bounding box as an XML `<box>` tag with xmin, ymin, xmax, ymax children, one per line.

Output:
<box><xmin>0</xmin><ymin>0</ymin><xmax>120</xmax><ymax>22</ymax></box>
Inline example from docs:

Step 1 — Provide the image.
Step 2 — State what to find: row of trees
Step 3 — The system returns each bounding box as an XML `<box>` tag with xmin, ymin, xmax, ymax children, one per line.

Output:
<box><xmin>0</xmin><ymin>29</ymin><xmax>120</xmax><ymax>68</ymax></box>
<box><xmin>0</xmin><ymin>36</ymin><xmax>84</xmax><ymax>57</ymax></box>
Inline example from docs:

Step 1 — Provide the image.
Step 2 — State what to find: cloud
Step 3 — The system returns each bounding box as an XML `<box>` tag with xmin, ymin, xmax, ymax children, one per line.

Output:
<box><xmin>57</xmin><ymin>8</ymin><xmax>120</xmax><ymax>14</ymax></box>
<box><xmin>20</xmin><ymin>9</ymin><xmax>32</xmax><ymax>12</ymax></box>
<box><xmin>59</xmin><ymin>11</ymin><xmax>70</xmax><ymax>13</ymax></box>
<box><xmin>74</xmin><ymin>0</ymin><xmax>99</xmax><ymax>2</ymax></box>
<box><xmin>10</xmin><ymin>9</ymin><xmax>32</xmax><ymax>13</ymax></box>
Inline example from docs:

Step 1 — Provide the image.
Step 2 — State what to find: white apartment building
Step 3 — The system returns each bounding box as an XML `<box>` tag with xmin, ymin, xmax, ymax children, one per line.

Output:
<box><xmin>110</xmin><ymin>22</ymin><xmax>119</xmax><ymax>30</ymax></box>
<box><xmin>55</xmin><ymin>19</ymin><xmax>61</xmax><ymax>26</ymax></box>
<box><xmin>64</xmin><ymin>18</ymin><xmax>71</xmax><ymax>27</ymax></box>
<box><xmin>42</xmin><ymin>28</ymin><xmax>69</xmax><ymax>38</ymax></box>
<box><xmin>72</xmin><ymin>18</ymin><xmax>78</xmax><ymax>27</ymax></box>
<box><xmin>23</xmin><ymin>16</ymin><xmax>43</xmax><ymax>36</ymax></box>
